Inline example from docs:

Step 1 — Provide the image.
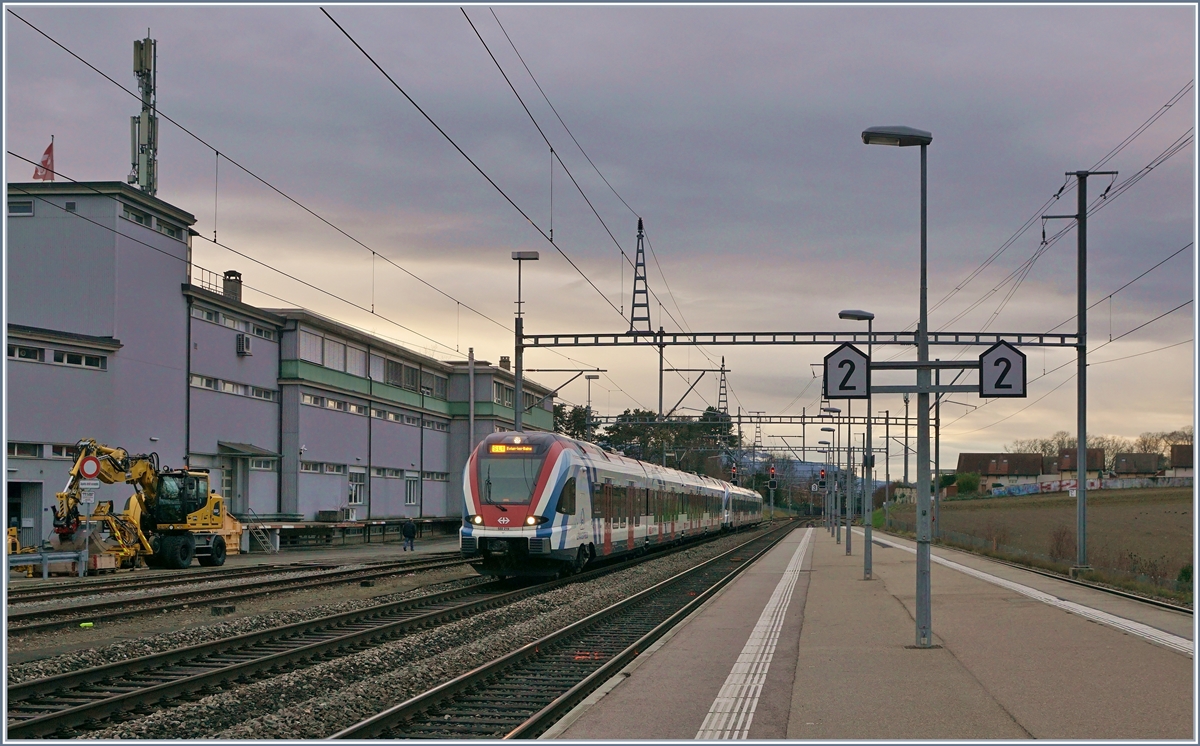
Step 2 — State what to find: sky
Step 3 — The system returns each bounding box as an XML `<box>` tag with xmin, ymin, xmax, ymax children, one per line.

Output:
<box><xmin>4</xmin><ymin>4</ymin><xmax>1196</xmax><ymax>473</ymax></box>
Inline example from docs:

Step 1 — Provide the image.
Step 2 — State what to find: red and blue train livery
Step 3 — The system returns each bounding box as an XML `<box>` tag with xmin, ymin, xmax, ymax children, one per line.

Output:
<box><xmin>460</xmin><ymin>431</ymin><xmax>762</xmax><ymax>577</ymax></box>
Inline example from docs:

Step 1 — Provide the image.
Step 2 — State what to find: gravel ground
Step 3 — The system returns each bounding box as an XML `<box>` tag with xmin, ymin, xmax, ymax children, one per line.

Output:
<box><xmin>6</xmin><ymin>565</ymin><xmax>482</xmax><ymax>673</ymax></box>
<box><xmin>8</xmin><ymin>567</ymin><xmax>367</xmax><ymax>613</ymax></box>
<box><xmin>79</xmin><ymin>528</ymin><xmax>772</xmax><ymax>739</ymax></box>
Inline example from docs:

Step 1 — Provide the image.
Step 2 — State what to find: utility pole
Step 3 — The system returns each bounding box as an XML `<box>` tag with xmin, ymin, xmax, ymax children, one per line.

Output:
<box><xmin>1044</xmin><ymin>169</ymin><xmax>1114</xmax><ymax>574</ymax></box>
<box><xmin>934</xmin><ymin>363</ymin><xmax>941</xmax><ymax>539</ymax></box>
<box><xmin>129</xmin><ymin>33</ymin><xmax>158</xmax><ymax>196</ymax></box>
<box><xmin>903</xmin><ymin>392</ymin><xmax>910</xmax><ymax>490</ymax></box>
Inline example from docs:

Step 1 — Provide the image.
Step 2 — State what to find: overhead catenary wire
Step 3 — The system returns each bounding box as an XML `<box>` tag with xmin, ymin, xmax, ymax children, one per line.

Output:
<box><xmin>8</xmin><ymin>11</ymin><xmax>654</xmax><ymax>405</ymax></box>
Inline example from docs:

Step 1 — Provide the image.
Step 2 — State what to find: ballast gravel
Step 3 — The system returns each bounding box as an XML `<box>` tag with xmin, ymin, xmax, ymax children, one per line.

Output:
<box><xmin>82</xmin><ymin>529</ymin><xmax>770</xmax><ymax>740</ymax></box>
<box><xmin>6</xmin><ymin>574</ymin><xmax>492</xmax><ymax>685</ymax></box>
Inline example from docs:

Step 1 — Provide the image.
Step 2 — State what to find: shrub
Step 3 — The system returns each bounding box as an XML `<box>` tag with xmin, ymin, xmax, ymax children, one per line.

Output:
<box><xmin>1177</xmin><ymin>563</ymin><xmax>1192</xmax><ymax>590</ymax></box>
<box><xmin>956</xmin><ymin>472</ymin><xmax>981</xmax><ymax>494</ymax></box>
<box><xmin>1048</xmin><ymin>524</ymin><xmax>1076</xmax><ymax>562</ymax></box>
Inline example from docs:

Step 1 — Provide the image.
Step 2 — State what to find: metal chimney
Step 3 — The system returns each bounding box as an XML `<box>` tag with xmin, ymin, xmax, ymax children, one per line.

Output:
<box><xmin>223</xmin><ymin>270</ymin><xmax>243</xmax><ymax>302</ymax></box>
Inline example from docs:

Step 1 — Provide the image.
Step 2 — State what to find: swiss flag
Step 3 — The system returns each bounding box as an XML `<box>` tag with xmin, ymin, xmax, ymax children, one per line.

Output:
<box><xmin>32</xmin><ymin>139</ymin><xmax>54</xmax><ymax>181</ymax></box>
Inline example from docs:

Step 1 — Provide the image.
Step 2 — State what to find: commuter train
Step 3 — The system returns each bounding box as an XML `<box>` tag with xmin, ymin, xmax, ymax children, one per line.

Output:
<box><xmin>460</xmin><ymin>431</ymin><xmax>763</xmax><ymax>577</ymax></box>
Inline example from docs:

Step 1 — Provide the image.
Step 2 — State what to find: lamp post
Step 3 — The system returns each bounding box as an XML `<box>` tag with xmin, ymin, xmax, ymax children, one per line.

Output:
<box><xmin>818</xmin><ymin>439</ymin><xmax>831</xmax><ymax>532</ymax></box>
<box><xmin>880</xmin><ymin>409</ymin><xmax>890</xmax><ymax>529</ymax></box>
<box><xmin>821</xmin><ymin>410</ymin><xmax>839</xmax><ymax>543</ymax></box>
<box><xmin>585</xmin><ymin>373</ymin><xmax>599</xmax><ymax>441</ymax></box>
<box><xmin>840</xmin><ymin>309</ymin><xmax>875</xmax><ymax>578</ymax></box>
<box><xmin>511</xmin><ymin>251</ymin><xmax>539</xmax><ymax>432</ymax></box>
<box><xmin>862</xmin><ymin>124</ymin><xmax>933</xmax><ymax>647</ymax></box>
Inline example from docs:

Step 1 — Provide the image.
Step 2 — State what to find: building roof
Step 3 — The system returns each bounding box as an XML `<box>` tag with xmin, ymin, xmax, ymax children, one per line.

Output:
<box><xmin>1171</xmin><ymin>443</ymin><xmax>1193</xmax><ymax>469</ymax></box>
<box><xmin>265</xmin><ymin>308</ymin><xmax>453</xmax><ymax>373</ymax></box>
<box><xmin>956</xmin><ymin>453</ymin><xmax>1043</xmax><ymax>476</ymax></box>
<box><xmin>184</xmin><ymin>284</ymin><xmax>286</xmax><ymax>328</ymax></box>
<box><xmin>8</xmin><ymin>323</ymin><xmax>123</xmax><ymax>351</ymax></box>
<box><xmin>1058</xmin><ymin>448</ymin><xmax>1105</xmax><ymax>471</ymax></box>
<box><xmin>1113</xmin><ymin>452</ymin><xmax>1163</xmax><ymax>475</ymax></box>
<box><xmin>9</xmin><ymin>181</ymin><xmax>197</xmax><ymax>226</ymax></box>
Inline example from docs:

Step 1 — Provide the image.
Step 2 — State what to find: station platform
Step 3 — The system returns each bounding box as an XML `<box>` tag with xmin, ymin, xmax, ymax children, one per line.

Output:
<box><xmin>547</xmin><ymin>524</ymin><xmax>1194</xmax><ymax>740</ymax></box>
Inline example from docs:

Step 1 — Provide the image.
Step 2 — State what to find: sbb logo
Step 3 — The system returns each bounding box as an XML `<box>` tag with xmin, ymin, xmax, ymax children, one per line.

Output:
<box><xmin>497</xmin><ymin>517</ymin><xmax>510</xmax><ymax>524</ymax></box>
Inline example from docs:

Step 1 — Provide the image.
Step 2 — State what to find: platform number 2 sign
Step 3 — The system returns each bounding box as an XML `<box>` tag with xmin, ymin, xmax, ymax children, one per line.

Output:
<box><xmin>823</xmin><ymin>344</ymin><xmax>869</xmax><ymax>400</ymax></box>
<box><xmin>979</xmin><ymin>341</ymin><xmax>1027</xmax><ymax>398</ymax></box>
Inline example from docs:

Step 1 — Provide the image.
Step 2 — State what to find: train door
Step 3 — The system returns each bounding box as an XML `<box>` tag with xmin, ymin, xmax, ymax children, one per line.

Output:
<box><xmin>602</xmin><ymin>480</ymin><xmax>613</xmax><ymax>556</ymax></box>
<box><xmin>627</xmin><ymin>481</ymin><xmax>636</xmax><ymax>550</ymax></box>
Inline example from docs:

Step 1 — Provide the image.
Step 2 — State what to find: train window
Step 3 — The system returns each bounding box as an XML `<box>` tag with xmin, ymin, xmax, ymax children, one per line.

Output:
<box><xmin>557</xmin><ymin>477</ymin><xmax>576</xmax><ymax>515</ymax></box>
<box><xmin>613</xmin><ymin>484</ymin><xmax>626</xmax><ymax>526</ymax></box>
<box><xmin>593</xmin><ymin>482</ymin><xmax>604</xmax><ymax>518</ymax></box>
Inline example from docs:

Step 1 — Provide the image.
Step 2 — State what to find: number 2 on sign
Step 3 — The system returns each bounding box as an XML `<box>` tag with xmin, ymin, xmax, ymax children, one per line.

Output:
<box><xmin>838</xmin><ymin>359</ymin><xmax>856</xmax><ymax>391</ymax></box>
<box><xmin>993</xmin><ymin>357</ymin><xmax>1012</xmax><ymax>390</ymax></box>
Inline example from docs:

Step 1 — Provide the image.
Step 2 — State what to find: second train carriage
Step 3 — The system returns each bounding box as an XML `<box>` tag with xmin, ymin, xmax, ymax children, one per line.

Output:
<box><xmin>460</xmin><ymin>431</ymin><xmax>762</xmax><ymax>577</ymax></box>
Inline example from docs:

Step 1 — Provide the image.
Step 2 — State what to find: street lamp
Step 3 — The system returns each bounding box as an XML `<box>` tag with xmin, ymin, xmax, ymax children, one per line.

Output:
<box><xmin>862</xmin><ymin>123</ymin><xmax>934</xmax><ymax>647</ymax></box>
<box><xmin>821</xmin><ymin>425</ymin><xmax>838</xmax><ymax>541</ymax></box>
<box><xmin>511</xmin><ymin>251</ymin><xmax>539</xmax><ymax>432</ymax></box>
<box><xmin>818</xmin><ymin>439</ymin><xmax>831</xmax><ymax>531</ymax></box>
<box><xmin>840</xmin><ymin>309</ymin><xmax>875</xmax><ymax>579</ymax></box>
<box><xmin>585</xmin><ymin>374</ymin><xmax>600</xmax><ymax>441</ymax></box>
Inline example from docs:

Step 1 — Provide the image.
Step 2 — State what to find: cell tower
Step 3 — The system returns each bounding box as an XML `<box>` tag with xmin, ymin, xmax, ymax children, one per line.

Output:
<box><xmin>717</xmin><ymin>357</ymin><xmax>729</xmax><ymax>415</ymax></box>
<box><xmin>128</xmin><ymin>34</ymin><xmax>158</xmax><ymax>197</ymax></box>
<box><xmin>629</xmin><ymin>218</ymin><xmax>651</xmax><ymax>333</ymax></box>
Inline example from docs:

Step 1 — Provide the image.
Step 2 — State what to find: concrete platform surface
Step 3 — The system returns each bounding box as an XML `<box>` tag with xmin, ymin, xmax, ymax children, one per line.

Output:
<box><xmin>549</xmin><ymin>523</ymin><xmax>1194</xmax><ymax>740</ymax></box>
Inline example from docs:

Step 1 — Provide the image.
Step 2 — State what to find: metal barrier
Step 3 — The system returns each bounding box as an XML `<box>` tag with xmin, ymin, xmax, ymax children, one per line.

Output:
<box><xmin>8</xmin><ymin>550</ymin><xmax>88</xmax><ymax>579</ymax></box>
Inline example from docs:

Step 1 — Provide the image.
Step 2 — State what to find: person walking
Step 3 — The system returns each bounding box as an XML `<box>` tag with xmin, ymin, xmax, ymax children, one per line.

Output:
<box><xmin>402</xmin><ymin>518</ymin><xmax>417</xmax><ymax>552</ymax></box>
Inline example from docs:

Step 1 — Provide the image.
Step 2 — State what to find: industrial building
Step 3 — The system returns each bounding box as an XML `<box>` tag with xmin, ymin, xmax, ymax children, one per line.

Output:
<box><xmin>6</xmin><ymin>181</ymin><xmax>552</xmax><ymax>547</ymax></box>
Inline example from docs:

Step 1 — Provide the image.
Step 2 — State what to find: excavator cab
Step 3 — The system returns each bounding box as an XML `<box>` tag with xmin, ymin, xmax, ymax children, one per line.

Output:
<box><xmin>154</xmin><ymin>473</ymin><xmax>210</xmax><ymax>525</ymax></box>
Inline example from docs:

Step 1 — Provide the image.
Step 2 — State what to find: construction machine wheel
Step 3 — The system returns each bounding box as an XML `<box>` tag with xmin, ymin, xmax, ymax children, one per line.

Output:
<box><xmin>198</xmin><ymin>535</ymin><xmax>227</xmax><ymax>567</ymax></box>
<box><xmin>160</xmin><ymin>534</ymin><xmax>196</xmax><ymax>569</ymax></box>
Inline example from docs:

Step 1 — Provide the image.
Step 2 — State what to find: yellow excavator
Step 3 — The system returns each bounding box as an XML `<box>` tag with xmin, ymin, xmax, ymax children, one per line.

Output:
<box><xmin>53</xmin><ymin>439</ymin><xmax>243</xmax><ymax>570</ymax></box>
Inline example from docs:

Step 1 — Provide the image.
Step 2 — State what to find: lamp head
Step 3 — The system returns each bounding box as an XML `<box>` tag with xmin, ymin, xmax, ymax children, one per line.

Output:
<box><xmin>839</xmin><ymin>309</ymin><xmax>875</xmax><ymax>322</ymax></box>
<box><xmin>818</xmin><ymin>439</ymin><xmax>830</xmax><ymax>445</ymax></box>
<box><xmin>821</xmin><ymin>427</ymin><xmax>835</xmax><ymax>433</ymax></box>
<box><xmin>821</xmin><ymin>406</ymin><xmax>841</xmax><ymax>414</ymax></box>
<box><xmin>585</xmin><ymin>374</ymin><xmax>599</xmax><ymax>380</ymax></box>
<box><xmin>861</xmin><ymin>125</ymin><xmax>932</xmax><ymax>147</ymax></box>
<box><xmin>511</xmin><ymin>251</ymin><xmax>540</xmax><ymax>261</ymax></box>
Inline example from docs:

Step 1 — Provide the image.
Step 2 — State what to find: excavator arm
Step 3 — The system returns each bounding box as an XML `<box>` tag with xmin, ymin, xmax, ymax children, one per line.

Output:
<box><xmin>54</xmin><ymin>439</ymin><xmax>160</xmax><ymax>537</ymax></box>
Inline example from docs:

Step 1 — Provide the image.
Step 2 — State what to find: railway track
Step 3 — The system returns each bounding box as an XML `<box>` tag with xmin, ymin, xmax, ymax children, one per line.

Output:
<box><xmin>7</xmin><ymin>554</ymin><xmax>470</xmax><ymax>635</ymax></box>
<box><xmin>6</xmin><ymin>562</ymin><xmax>339</xmax><ymax>604</ymax></box>
<box><xmin>332</xmin><ymin>522</ymin><xmax>798</xmax><ymax>739</ymax></box>
<box><xmin>6</xmin><ymin>527</ymin><xmax>773</xmax><ymax>738</ymax></box>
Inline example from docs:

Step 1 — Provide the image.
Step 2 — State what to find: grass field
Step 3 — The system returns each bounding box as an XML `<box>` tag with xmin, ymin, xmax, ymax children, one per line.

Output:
<box><xmin>888</xmin><ymin>487</ymin><xmax>1193</xmax><ymax>601</ymax></box>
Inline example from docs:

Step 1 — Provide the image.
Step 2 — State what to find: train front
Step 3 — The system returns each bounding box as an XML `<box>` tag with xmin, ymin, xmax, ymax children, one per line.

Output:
<box><xmin>459</xmin><ymin>432</ymin><xmax>577</xmax><ymax>577</ymax></box>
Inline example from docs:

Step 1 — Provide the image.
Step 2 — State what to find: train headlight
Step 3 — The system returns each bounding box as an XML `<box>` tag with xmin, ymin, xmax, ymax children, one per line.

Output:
<box><xmin>471</xmin><ymin>515</ymin><xmax>483</xmax><ymax>525</ymax></box>
<box><xmin>524</xmin><ymin>515</ymin><xmax>548</xmax><ymax>526</ymax></box>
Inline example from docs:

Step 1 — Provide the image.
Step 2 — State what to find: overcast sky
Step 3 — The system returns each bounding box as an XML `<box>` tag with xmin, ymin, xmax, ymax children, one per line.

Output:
<box><xmin>5</xmin><ymin>4</ymin><xmax>1195</xmax><ymax>470</ymax></box>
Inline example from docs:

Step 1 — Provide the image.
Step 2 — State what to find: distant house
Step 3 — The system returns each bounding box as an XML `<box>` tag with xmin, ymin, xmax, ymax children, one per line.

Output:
<box><xmin>1113</xmin><ymin>452</ymin><xmax>1164</xmax><ymax>477</ymax></box>
<box><xmin>1168</xmin><ymin>444</ymin><xmax>1193</xmax><ymax>478</ymax></box>
<box><xmin>1058</xmin><ymin>448</ymin><xmax>1105</xmax><ymax>481</ymax></box>
<box><xmin>956</xmin><ymin>453</ymin><xmax>1043</xmax><ymax>490</ymax></box>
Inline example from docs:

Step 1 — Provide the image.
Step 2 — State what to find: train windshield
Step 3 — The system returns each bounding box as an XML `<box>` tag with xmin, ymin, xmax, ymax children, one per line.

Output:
<box><xmin>478</xmin><ymin>454</ymin><xmax>545</xmax><ymax>506</ymax></box>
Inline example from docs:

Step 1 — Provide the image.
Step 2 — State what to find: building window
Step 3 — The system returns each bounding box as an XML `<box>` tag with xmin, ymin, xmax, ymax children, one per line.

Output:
<box><xmin>122</xmin><ymin>205</ymin><xmax>150</xmax><ymax>226</ymax></box>
<box><xmin>299</xmin><ymin>330</ymin><xmax>323</xmax><ymax>363</ymax></box>
<box><xmin>191</xmin><ymin>375</ymin><xmax>217</xmax><ymax>390</ymax></box>
<box><xmin>192</xmin><ymin>306</ymin><xmax>218</xmax><ymax>323</ymax></box>
<box><xmin>157</xmin><ymin>221</ymin><xmax>183</xmax><ymax>240</ymax></box>
<box><xmin>348</xmin><ymin>472</ymin><xmax>365</xmax><ymax>505</ymax></box>
<box><xmin>404</xmin><ymin>415</ymin><xmax>420</xmax><ymax>426</ymax></box>
<box><xmin>405</xmin><ymin>477</ymin><xmax>419</xmax><ymax>505</ymax></box>
<box><xmin>252</xmin><ymin>325</ymin><xmax>275</xmax><ymax>341</ymax></box>
<box><xmin>50</xmin><ymin>444</ymin><xmax>77</xmax><ymax>459</ymax></box>
<box><xmin>387</xmin><ymin>468</ymin><xmax>404</xmax><ymax>478</ymax></box>
<box><xmin>371</xmin><ymin>408</ymin><xmax>385</xmax><ymax>419</ymax></box>
<box><xmin>346</xmin><ymin>347</ymin><xmax>367</xmax><ymax>377</ymax></box>
<box><xmin>8</xmin><ymin>200</ymin><xmax>33</xmax><ymax>216</ymax></box>
<box><xmin>370</xmin><ymin>467</ymin><xmax>386</xmax><ymax>477</ymax></box>
<box><xmin>300</xmin><ymin>461</ymin><xmax>322</xmax><ymax>473</ymax></box>
<box><xmin>370</xmin><ymin>355</ymin><xmax>385</xmax><ymax>381</ymax></box>
<box><xmin>423</xmin><ymin>420</ymin><xmax>448</xmax><ymax>432</ymax></box>
<box><xmin>423</xmin><ymin>471</ymin><xmax>449</xmax><ymax>481</ymax></box>
<box><xmin>250</xmin><ymin>459</ymin><xmax>276</xmax><ymax>471</ymax></box>
<box><xmin>323</xmin><ymin>338</ymin><xmax>346</xmax><ymax>372</ymax></box>
<box><xmin>251</xmin><ymin>387</ymin><xmax>277</xmax><ymax>402</ymax></box>
<box><xmin>7</xmin><ymin>442</ymin><xmax>43</xmax><ymax>458</ymax></box>
<box><xmin>221</xmin><ymin>315</ymin><xmax>247</xmax><ymax>332</ymax></box>
<box><xmin>221</xmin><ymin>381</ymin><xmax>247</xmax><ymax>396</ymax></box>
<box><xmin>65</xmin><ymin>201</ymin><xmax>76</xmax><ymax>212</ymax></box>
<box><xmin>301</xmin><ymin>393</ymin><xmax>324</xmax><ymax>407</ymax></box>
<box><xmin>402</xmin><ymin>365</ymin><xmax>419</xmax><ymax>391</ymax></box>
<box><xmin>325</xmin><ymin>398</ymin><xmax>347</xmax><ymax>412</ymax></box>
<box><xmin>325</xmin><ymin>463</ymin><xmax>347</xmax><ymax>475</ymax></box>
<box><xmin>53</xmin><ymin>350</ymin><xmax>107</xmax><ymax>369</ymax></box>
<box><xmin>494</xmin><ymin>425</ymin><xmax>511</xmax><ymax>433</ymax></box>
<box><xmin>349</xmin><ymin>403</ymin><xmax>367</xmax><ymax>415</ymax></box>
<box><xmin>7</xmin><ymin>345</ymin><xmax>44</xmax><ymax>362</ymax></box>
<box><xmin>421</xmin><ymin>371</ymin><xmax>447</xmax><ymax>399</ymax></box>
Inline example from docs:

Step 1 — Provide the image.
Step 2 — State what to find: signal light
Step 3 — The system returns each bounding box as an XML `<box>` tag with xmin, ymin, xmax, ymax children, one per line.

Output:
<box><xmin>770</xmin><ymin>466</ymin><xmax>776</xmax><ymax>478</ymax></box>
<box><xmin>820</xmin><ymin>469</ymin><xmax>826</xmax><ymax>479</ymax></box>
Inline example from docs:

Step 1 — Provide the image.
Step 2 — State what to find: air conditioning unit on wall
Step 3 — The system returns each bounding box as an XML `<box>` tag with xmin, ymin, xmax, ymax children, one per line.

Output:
<box><xmin>236</xmin><ymin>333</ymin><xmax>253</xmax><ymax>356</ymax></box>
